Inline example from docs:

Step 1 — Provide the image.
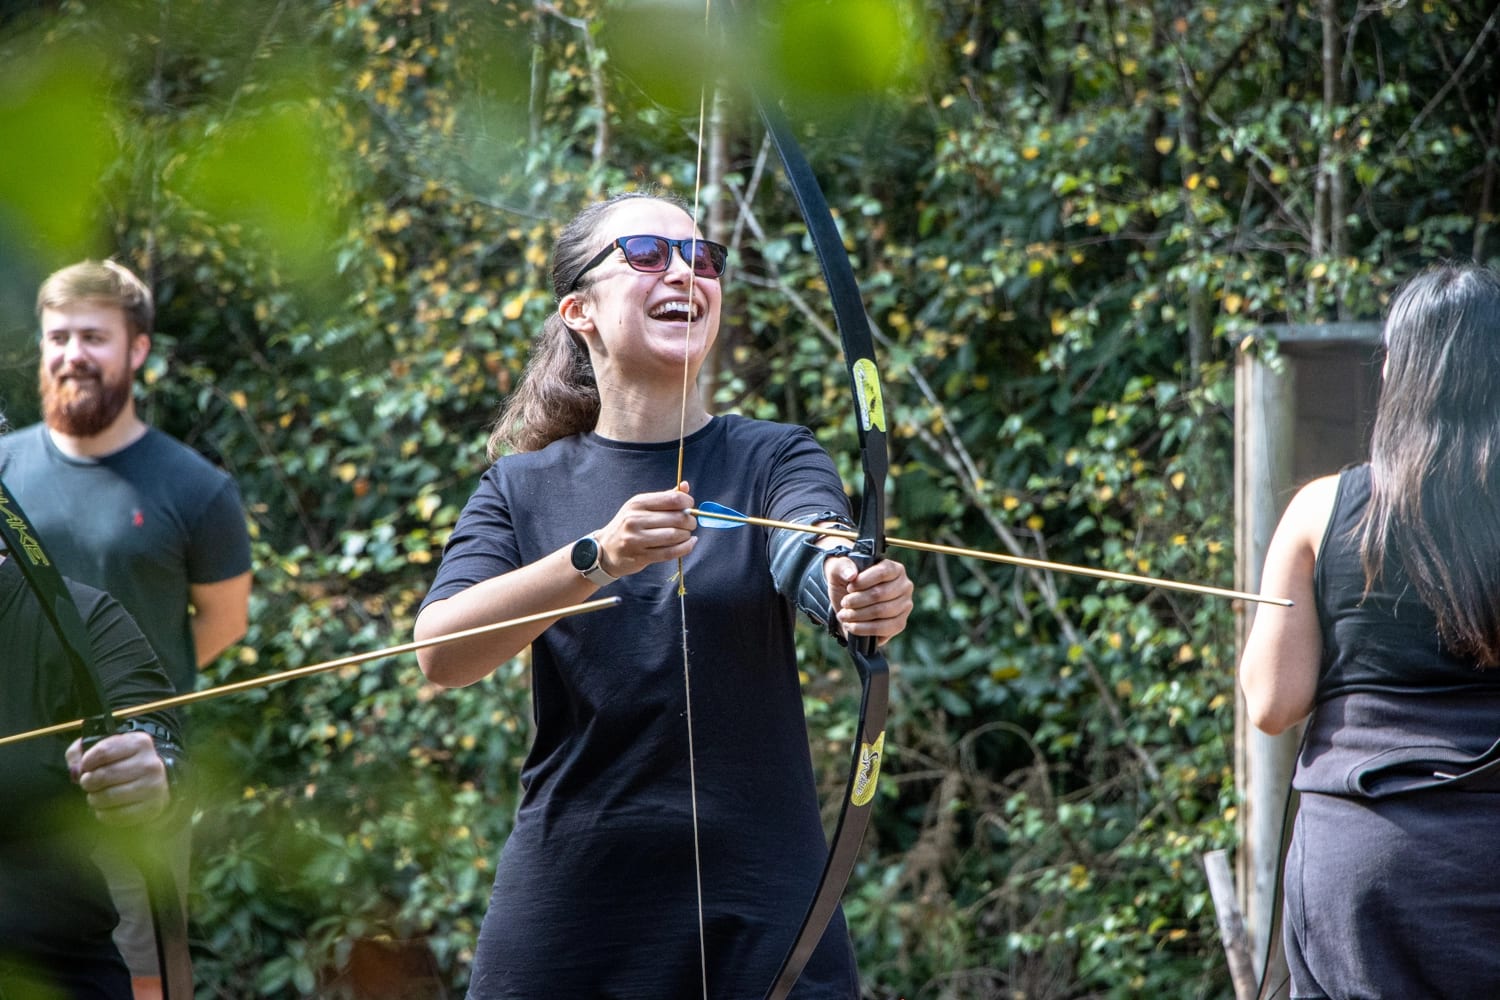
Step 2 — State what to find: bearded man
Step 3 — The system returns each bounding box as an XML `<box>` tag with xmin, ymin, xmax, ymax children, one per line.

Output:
<box><xmin>0</xmin><ymin>259</ymin><xmax>252</xmax><ymax>1000</ymax></box>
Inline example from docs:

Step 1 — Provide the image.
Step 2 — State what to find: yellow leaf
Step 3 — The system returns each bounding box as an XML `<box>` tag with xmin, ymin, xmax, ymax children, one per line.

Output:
<box><xmin>1022</xmin><ymin>146</ymin><xmax>1040</xmax><ymax>160</ymax></box>
<box><xmin>408</xmin><ymin>549</ymin><xmax>432</xmax><ymax>564</ymax></box>
<box><xmin>443</xmin><ymin>347</ymin><xmax>464</xmax><ymax>367</ymax></box>
<box><xmin>1309</xmin><ymin>261</ymin><xmax>1328</xmax><ymax>279</ymax></box>
<box><xmin>502</xmin><ymin>292</ymin><xmax>529</xmax><ymax>320</ymax></box>
<box><xmin>1186</xmin><ymin>173</ymin><xmax>1200</xmax><ymax>190</ymax></box>
<box><xmin>1026</xmin><ymin>514</ymin><xmax>1044</xmax><ymax>531</ymax></box>
<box><xmin>416</xmin><ymin>494</ymin><xmax>441</xmax><ymax>521</ymax></box>
<box><xmin>1002</xmin><ymin>495</ymin><xmax>1020</xmax><ymax>511</ymax></box>
<box><xmin>229</xmin><ymin>390</ymin><xmax>249</xmax><ymax>411</ymax></box>
<box><xmin>1170</xmin><ymin>471</ymin><xmax>1186</xmax><ymax>490</ymax></box>
<box><xmin>1154</xmin><ymin>135</ymin><xmax>1174</xmax><ymax>155</ymax></box>
<box><xmin>1178</xmin><ymin>644</ymin><xmax>1195</xmax><ymax>662</ymax></box>
<box><xmin>1224</xmin><ymin>293</ymin><xmax>1243</xmax><ymax>314</ymax></box>
<box><xmin>461</xmin><ymin>304</ymin><xmax>488</xmax><ymax>325</ymax></box>
<box><xmin>336</xmin><ymin>463</ymin><xmax>358</xmax><ymax>483</ymax></box>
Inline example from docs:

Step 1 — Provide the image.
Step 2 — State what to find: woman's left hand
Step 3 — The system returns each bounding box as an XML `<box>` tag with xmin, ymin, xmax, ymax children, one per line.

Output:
<box><xmin>824</xmin><ymin>555</ymin><xmax>914</xmax><ymax>646</ymax></box>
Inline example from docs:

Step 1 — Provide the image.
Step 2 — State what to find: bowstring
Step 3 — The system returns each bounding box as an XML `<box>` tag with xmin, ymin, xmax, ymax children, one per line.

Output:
<box><xmin>677</xmin><ymin>4</ymin><xmax>712</xmax><ymax>995</ymax></box>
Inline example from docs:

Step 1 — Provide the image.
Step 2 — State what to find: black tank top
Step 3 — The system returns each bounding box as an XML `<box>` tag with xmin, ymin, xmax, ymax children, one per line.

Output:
<box><xmin>1295</xmin><ymin>464</ymin><xmax>1500</xmax><ymax>796</ymax></box>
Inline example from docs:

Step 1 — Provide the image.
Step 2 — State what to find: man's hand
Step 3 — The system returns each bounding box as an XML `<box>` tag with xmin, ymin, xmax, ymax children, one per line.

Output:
<box><xmin>66</xmin><ymin>730</ymin><xmax>171</xmax><ymax>827</ymax></box>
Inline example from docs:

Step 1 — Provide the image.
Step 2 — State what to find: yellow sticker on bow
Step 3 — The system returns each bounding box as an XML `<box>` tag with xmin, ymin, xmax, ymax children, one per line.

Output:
<box><xmin>851</xmin><ymin>731</ymin><xmax>885</xmax><ymax>807</ymax></box>
<box><xmin>852</xmin><ymin>359</ymin><xmax>886</xmax><ymax>433</ymax></box>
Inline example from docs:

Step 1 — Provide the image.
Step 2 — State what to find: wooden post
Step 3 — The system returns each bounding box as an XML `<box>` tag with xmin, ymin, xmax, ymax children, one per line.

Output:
<box><xmin>1234</xmin><ymin>346</ymin><xmax>1298</xmax><ymax>993</ymax></box>
<box><xmin>1202</xmin><ymin>848</ymin><xmax>1257</xmax><ymax>1000</ymax></box>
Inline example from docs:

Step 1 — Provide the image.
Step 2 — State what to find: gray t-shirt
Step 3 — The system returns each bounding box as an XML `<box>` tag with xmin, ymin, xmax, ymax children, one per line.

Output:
<box><xmin>0</xmin><ymin>424</ymin><xmax>251</xmax><ymax>694</ymax></box>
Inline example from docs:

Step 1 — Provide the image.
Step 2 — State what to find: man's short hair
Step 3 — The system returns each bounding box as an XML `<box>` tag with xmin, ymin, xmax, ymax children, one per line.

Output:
<box><xmin>36</xmin><ymin>260</ymin><xmax>155</xmax><ymax>337</ymax></box>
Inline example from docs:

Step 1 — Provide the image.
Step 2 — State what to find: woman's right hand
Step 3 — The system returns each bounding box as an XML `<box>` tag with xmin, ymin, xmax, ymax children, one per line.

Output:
<box><xmin>594</xmin><ymin>481</ymin><xmax>699</xmax><ymax>578</ymax></box>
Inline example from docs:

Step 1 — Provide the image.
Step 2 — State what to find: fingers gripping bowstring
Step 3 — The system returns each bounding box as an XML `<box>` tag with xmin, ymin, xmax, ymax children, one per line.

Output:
<box><xmin>677</xmin><ymin>4</ymin><xmax>712</xmax><ymax>996</ymax></box>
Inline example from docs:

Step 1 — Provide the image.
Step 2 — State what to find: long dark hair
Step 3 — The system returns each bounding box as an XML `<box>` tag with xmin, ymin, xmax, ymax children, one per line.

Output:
<box><xmin>1359</xmin><ymin>263</ymin><xmax>1500</xmax><ymax>665</ymax></box>
<box><xmin>486</xmin><ymin>191</ymin><xmax>691</xmax><ymax>458</ymax></box>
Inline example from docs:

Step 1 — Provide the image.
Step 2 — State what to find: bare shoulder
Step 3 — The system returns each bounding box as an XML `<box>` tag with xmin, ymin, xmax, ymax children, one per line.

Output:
<box><xmin>1292</xmin><ymin>473</ymin><xmax>1341</xmax><ymax>509</ymax></box>
<box><xmin>1283</xmin><ymin>473</ymin><xmax>1342</xmax><ymax>553</ymax></box>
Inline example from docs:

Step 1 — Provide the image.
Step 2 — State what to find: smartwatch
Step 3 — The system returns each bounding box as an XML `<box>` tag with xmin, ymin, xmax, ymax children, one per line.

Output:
<box><xmin>570</xmin><ymin>534</ymin><xmax>617</xmax><ymax>587</ymax></box>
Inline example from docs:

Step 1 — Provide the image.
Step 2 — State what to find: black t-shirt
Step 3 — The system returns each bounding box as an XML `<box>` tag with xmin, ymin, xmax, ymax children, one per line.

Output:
<box><xmin>0</xmin><ymin>558</ymin><xmax>179</xmax><ymax>980</ymax></box>
<box><xmin>423</xmin><ymin>415</ymin><xmax>862</xmax><ymax>998</ymax></box>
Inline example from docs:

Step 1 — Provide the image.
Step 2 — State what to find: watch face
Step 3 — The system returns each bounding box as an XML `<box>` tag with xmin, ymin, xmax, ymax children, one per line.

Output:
<box><xmin>570</xmin><ymin>536</ymin><xmax>599</xmax><ymax>572</ymax></box>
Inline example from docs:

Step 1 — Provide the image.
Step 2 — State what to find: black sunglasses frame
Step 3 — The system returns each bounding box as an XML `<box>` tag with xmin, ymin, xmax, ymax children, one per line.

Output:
<box><xmin>566</xmin><ymin>235</ymin><xmax>729</xmax><ymax>293</ymax></box>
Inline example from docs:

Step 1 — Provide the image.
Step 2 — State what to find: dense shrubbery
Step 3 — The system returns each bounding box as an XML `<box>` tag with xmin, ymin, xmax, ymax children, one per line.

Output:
<box><xmin>2</xmin><ymin>1</ymin><xmax>1496</xmax><ymax>996</ymax></box>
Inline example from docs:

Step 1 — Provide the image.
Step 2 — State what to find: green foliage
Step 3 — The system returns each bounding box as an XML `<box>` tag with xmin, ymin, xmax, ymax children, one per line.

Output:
<box><xmin>1</xmin><ymin>0</ymin><xmax>1496</xmax><ymax>996</ymax></box>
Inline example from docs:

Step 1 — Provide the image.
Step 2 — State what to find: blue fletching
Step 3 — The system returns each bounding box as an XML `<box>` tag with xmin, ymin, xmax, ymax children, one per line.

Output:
<box><xmin>697</xmin><ymin>501</ymin><xmax>747</xmax><ymax>529</ymax></box>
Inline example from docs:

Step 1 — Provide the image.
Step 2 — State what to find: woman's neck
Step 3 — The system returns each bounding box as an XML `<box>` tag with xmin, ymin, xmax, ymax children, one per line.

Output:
<box><xmin>594</xmin><ymin>384</ymin><xmax>712</xmax><ymax>443</ymax></box>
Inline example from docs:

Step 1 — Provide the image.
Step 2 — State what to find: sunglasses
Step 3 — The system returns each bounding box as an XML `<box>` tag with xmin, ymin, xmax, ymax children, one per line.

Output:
<box><xmin>567</xmin><ymin>235</ymin><xmax>730</xmax><ymax>293</ymax></box>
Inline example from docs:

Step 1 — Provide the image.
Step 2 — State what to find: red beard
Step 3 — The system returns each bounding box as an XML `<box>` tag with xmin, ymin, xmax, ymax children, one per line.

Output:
<box><xmin>40</xmin><ymin>364</ymin><xmax>133</xmax><ymax>438</ymax></box>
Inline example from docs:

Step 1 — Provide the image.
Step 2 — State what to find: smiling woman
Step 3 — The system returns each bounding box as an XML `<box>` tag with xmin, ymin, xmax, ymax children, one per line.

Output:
<box><xmin>410</xmin><ymin>190</ymin><xmax>915</xmax><ymax>999</ymax></box>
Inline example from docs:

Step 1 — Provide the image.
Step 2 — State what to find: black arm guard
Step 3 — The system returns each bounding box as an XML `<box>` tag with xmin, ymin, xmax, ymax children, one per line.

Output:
<box><xmin>769</xmin><ymin>512</ymin><xmax>855</xmax><ymax>644</ymax></box>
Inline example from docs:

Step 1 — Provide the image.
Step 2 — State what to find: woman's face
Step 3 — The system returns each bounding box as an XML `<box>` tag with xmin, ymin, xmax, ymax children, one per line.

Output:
<box><xmin>561</xmin><ymin>199</ymin><xmax>723</xmax><ymax>384</ymax></box>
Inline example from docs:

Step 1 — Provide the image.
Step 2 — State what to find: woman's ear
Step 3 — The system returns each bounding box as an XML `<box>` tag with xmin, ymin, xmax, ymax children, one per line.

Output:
<box><xmin>558</xmin><ymin>291</ymin><xmax>594</xmax><ymax>335</ymax></box>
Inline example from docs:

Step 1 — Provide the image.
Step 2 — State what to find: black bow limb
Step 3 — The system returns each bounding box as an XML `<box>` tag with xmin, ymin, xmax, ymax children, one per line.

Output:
<box><xmin>751</xmin><ymin>89</ymin><xmax>894</xmax><ymax>1000</ymax></box>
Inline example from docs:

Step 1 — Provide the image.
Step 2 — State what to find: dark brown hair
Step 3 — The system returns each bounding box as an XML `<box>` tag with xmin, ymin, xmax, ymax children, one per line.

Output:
<box><xmin>1359</xmin><ymin>263</ymin><xmax>1500</xmax><ymax>665</ymax></box>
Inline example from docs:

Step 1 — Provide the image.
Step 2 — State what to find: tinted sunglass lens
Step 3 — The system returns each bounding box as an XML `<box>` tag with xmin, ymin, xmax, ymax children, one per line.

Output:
<box><xmin>622</xmin><ymin>236</ymin><xmax>672</xmax><ymax>271</ymax></box>
<box><xmin>691</xmin><ymin>242</ymin><xmax>726</xmax><ymax>277</ymax></box>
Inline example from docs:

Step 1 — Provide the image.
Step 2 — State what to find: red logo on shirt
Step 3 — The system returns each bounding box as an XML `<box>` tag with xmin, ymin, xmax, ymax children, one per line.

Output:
<box><xmin>132</xmin><ymin>510</ymin><xmax>145</xmax><ymax>528</ymax></box>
